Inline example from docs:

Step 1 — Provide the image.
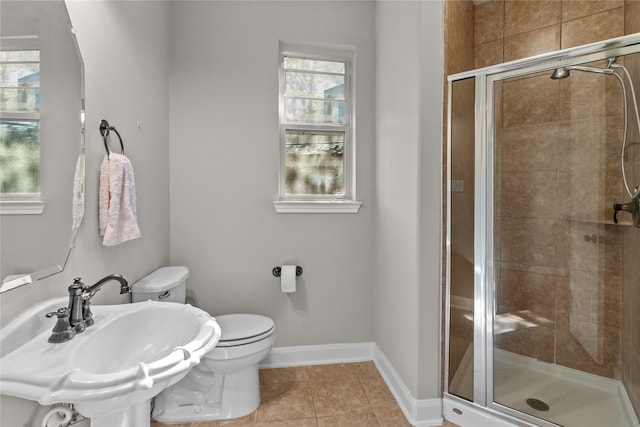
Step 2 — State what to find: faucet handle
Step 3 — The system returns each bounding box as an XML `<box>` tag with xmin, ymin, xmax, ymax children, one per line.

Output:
<box><xmin>45</xmin><ymin>307</ymin><xmax>75</xmax><ymax>343</ymax></box>
<box><xmin>45</xmin><ymin>307</ymin><xmax>70</xmax><ymax>318</ymax></box>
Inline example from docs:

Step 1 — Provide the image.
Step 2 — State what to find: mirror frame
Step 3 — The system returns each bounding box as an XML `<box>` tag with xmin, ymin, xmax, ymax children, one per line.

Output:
<box><xmin>0</xmin><ymin>4</ymin><xmax>85</xmax><ymax>293</ymax></box>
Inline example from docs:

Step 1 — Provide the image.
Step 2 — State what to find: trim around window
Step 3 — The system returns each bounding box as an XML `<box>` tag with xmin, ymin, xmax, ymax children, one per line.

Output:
<box><xmin>275</xmin><ymin>42</ymin><xmax>361</xmax><ymax>214</ymax></box>
<box><xmin>273</xmin><ymin>199</ymin><xmax>362</xmax><ymax>214</ymax></box>
<box><xmin>0</xmin><ymin>195</ymin><xmax>45</xmax><ymax>215</ymax></box>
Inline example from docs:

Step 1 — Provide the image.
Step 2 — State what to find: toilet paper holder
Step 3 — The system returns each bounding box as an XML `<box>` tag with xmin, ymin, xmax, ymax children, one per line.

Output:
<box><xmin>272</xmin><ymin>266</ymin><xmax>303</xmax><ymax>277</ymax></box>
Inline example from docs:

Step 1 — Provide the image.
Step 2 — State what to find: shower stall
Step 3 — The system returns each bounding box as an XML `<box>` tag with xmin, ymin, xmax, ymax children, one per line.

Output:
<box><xmin>444</xmin><ymin>33</ymin><xmax>640</xmax><ymax>427</ymax></box>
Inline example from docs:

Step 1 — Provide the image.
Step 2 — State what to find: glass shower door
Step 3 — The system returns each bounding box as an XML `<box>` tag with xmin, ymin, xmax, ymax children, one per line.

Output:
<box><xmin>491</xmin><ymin>52</ymin><xmax>640</xmax><ymax>427</ymax></box>
<box><xmin>447</xmin><ymin>76</ymin><xmax>476</xmax><ymax>402</ymax></box>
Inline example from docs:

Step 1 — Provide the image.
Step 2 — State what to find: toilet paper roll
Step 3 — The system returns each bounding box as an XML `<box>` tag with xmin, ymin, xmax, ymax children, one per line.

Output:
<box><xmin>281</xmin><ymin>265</ymin><xmax>297</xmax><ymax>293</ymax></box>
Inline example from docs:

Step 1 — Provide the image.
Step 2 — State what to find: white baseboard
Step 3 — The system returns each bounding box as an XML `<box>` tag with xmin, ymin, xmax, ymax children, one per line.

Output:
<box><xmin>373</xmin><ymin>344</ymin><xmax>443</xmax><ymax>427</ymax></box>
<box><xmin>260</xmin><ymin>342</ymin><xmax>375</xmax><ymax>368</ymax></box>
<box><xmin>260</xmin><ymin>342</ymin><xmax>442</xmax><ymax>427</ymax></box>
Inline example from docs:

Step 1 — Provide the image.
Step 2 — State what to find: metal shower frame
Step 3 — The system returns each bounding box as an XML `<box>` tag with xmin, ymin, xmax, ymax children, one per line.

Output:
<box><xmin>444</xmin><ymin>33</ymin><xmax>640</xmax><ymax>427</ymax></box>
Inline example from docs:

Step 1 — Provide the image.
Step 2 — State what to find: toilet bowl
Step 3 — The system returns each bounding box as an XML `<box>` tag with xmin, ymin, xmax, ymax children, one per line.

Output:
<box><xmin>131</xmin><ymin>266</ymin><xmax>274</xmax><ymax>423</ymax></box>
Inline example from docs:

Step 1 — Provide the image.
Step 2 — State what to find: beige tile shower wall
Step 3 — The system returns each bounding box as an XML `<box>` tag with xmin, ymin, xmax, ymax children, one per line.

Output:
<box><xmin>477</xmin><ymin>0</ymin><xmax>629</xmax><ymax>379</ymax></box>
<box><xmin>448</xmin><ymin>79</ymin><xmax>476</xmax><ymax>390</ymax></box>
<box><xmin>445</xmin><ymin>0</ymin><xmax>475</xmax><ymax>75</ymax></box>
<box><xmin>475</xmin><ymin>0</ymin><xmax>625</xmax><ymax>69</ymax></box>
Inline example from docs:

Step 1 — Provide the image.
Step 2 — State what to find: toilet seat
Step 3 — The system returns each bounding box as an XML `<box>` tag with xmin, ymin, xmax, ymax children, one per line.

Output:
<box><xmin>135</xmin><ymin>266</ymin><xmax>276</xmax><ymax>423</ymax></box>
<box><xmin>215</xmin><ymin>314</ymin><xmax>274</xmax><ymax>347</ymax></box>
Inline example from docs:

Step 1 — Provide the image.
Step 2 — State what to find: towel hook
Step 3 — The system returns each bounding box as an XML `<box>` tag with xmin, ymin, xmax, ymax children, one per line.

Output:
<box><xmin>99</xmin><ymin>119</ymin><xmax>124</xmax><ymax>155</ymax></box>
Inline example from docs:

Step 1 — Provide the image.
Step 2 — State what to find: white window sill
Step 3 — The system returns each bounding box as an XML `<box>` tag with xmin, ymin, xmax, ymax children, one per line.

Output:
<box><xmin>273</xmin><ymin>200</ymin><xmax>362</xmax><ymax>214</ymax></box>
<box><xmin>0</xmin><ymin>198</ymin><xmax>46</xmax><ymax>215</ymax></box>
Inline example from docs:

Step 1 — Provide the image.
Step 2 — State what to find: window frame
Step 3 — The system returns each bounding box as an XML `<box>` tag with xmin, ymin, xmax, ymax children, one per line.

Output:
<box><xmin>274</xmin><ymin>42</ymin><xmax>361</xmax><ymax>214</ymax></box>
<box><xmin>0</xmin><ymin>35</ymin><xmax>44</xmax><ymax>215</ymax></box>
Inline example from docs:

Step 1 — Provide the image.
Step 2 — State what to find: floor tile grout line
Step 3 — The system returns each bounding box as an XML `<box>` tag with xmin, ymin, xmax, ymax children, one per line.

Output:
<box><xmin>358</xmin><ymin>376</ymin><xmax>381</xmax><ymax>425</ymax></box>
<box><xmin>307</xmin><ymin>365</ymin><xmax>320</xmax><ymax>423</ymax></box>
<box><xmin>155</xmin><ymin>362</ymin><xmax>416</xmax><ymax>427</ymax></box>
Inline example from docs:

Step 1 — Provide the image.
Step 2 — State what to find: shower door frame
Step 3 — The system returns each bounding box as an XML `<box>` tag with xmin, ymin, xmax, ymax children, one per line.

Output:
<box><xmin>444</xmin><ymin>33</ymin><xmax>640</xmax><ymax>427</ymax></box>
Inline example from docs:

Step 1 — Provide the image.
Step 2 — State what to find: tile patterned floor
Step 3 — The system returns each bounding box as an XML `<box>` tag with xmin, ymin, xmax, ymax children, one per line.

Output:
<box><xmin>150</xmin><ymin>362</ymin><xmax>459</xmax><ymax>427</ymax></box>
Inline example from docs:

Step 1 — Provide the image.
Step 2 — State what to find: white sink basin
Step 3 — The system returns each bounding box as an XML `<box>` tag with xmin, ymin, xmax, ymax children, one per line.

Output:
<box><xmin>0</xmin><ymin>297</ymin><xmax>221</xmax><ymax>427</ymax></box>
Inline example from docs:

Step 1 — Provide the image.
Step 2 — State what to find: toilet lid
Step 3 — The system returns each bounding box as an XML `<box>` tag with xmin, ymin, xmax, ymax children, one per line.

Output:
<box><xmin>215</xmin><ymin>314</ymin><xmax>274</xmax><ymax>347</ymax></box>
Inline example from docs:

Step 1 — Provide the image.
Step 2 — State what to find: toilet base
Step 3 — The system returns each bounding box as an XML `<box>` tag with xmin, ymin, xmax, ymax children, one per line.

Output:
<box><xmin>152</xmin><ymin>364</ymin><xmax>261</xmax><ymax>423</ymax></box>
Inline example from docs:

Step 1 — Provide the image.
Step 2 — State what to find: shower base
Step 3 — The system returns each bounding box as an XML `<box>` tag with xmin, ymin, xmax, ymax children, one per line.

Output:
<box><xmin>450</xmin><ymin>347</ymin><xmax>639</xmax><ymax>427</ymax></box>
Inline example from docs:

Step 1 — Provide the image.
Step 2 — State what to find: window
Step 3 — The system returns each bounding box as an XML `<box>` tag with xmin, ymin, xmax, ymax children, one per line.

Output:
<box><xmin>0</xmin><ymin>38</ymin><xmax>43</xmax><ymax>214</ymax></box>
<box><xmin>275</xmin><ymin>43</ymin><xmax>361</xmax><ymax>213</ymax></box>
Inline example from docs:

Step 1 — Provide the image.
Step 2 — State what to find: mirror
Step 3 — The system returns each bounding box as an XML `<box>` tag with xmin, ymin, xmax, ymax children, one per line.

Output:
<box><xmin>0</xmin><ymin>0</ymin><xmax>85</xmax><ymax>292</ymax></box>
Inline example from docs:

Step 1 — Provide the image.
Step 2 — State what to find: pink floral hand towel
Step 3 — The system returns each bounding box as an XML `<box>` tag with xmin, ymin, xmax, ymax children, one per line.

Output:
<box><xmin>99</xmin><ymin>153</ymin><xmax>141</xmax><ymax>246</ymax></box>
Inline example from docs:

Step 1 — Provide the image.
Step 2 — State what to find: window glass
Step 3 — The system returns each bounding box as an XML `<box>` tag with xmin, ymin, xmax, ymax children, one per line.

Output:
<box><xmin>283</xmin><ymin>60</ymin><xmax>345</xmax><ymax>125</ymax></box>
<box><xmin>0</xmin><ymin>50</ymin><xmax>40</xmax><ymax>111</ymax></box>
<box><xmin>285</xmin><ymin>130</ymin><xmax>344</xmax><ymax>196</ymax></box>
<box><xmin>0</xmin><ymin>121</ymin><xmax>40</xmax><ymax>193</ymax></box>
<box><xmin>283</xmin><ymin>57</ymin><xmax>345</xmax><ymax>74</ymax></box>
<box><xmin>280</xmin><ymin>53</ymin><xmax>350</xmax><ymax>199</ymax></box>
<box><xmin>0</xmin><ymin>49</ymin><xmax>41</xmax><ymax>194</ymax></box>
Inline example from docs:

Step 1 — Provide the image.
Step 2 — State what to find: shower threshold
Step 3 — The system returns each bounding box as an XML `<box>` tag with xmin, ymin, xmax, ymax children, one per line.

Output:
<box><xmin>450</xmin><ymin>347</ymin><xmax>639</xmax><ymax>427</ymax></box>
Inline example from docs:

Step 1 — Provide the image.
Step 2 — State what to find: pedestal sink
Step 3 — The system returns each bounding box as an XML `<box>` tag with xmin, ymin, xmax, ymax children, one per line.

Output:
<box><xmin>0</xmin><ymin>297</ymin><xmax>221</xmax><ymax>427</ymax></box>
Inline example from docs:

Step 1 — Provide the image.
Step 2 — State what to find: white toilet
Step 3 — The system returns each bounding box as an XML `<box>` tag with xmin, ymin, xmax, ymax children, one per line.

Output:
<box><xmin>131</xmin><ymin>266</ymin><xmax>275</xmax><ymax>423</ymax></box>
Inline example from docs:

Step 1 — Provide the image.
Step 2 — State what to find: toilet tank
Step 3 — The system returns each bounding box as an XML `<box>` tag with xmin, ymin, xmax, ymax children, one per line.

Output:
<box><xmin>131</xmin><ymin>266</ymin><xmax>188</xmax><ymax>304</ymax></box>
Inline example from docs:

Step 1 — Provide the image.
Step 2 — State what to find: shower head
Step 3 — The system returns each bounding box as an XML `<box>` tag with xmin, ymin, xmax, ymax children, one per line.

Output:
<box><xmin>550</xmin><ymin>67</ymin><xmax>571</xmax><ymax>80</ymax></box>
<box><xmin>550</xmin><ymin>64</ymin><xmax>616</xmax><ymax>80</ymax></box>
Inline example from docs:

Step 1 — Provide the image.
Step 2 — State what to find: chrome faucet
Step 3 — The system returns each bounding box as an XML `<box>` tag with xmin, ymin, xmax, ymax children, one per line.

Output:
<box><xmin>68</xmin><ymin>278</ymin><xmax>86</xmax><ymax>333</ymax></box>
<box><xmin>81</xmin><ymin>274</ymin><xmax>130</xmax><ymax>328</ymax></box>
<box><xmin>84</xmin><ymin>274</ymin><xmax>130</xmax><ymax>296</ymax></box>
<box><xmin>46</xmin><ymin>274</ymin><xmax>130</xmax><ymax>343</ymax></box>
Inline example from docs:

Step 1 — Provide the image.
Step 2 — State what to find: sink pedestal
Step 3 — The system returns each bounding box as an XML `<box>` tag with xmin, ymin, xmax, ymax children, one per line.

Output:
<box><xmin>79</xmin><ymin>400</ymin><xmax>151</xmax><ymax>427</ymax></box>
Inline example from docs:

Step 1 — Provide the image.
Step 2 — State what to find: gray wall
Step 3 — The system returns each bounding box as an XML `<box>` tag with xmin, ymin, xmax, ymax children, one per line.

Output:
<box><xmin>52</xmin><ymin>0</ymin><xmax>172</xmax><ymax>305</ymax></box>
<box><xmin>416</xmin><ymin>1</ymin><xmax>445</xmax><ymax>400</ymax></box>
<box><xmin>0</xmin><ymin>1</ymin><xmax>171</xmax><ymax>321</ymax></box>
<box><xmin>374</xmin><ymin>1</ymin><xmax>443</xmax><ymax>399</ymax></box>
<box><xmin>168</xmin><ymin>1</ymin><xmax>376</xmax><ymax>347</ymax></box>
<box><xmin>0</xmin><ymin>1</ymin><xmax>445</xmax><ymax>423</ymax></box>
<box><xmin>0</xmin><ymin>1</ymin><xmax>171</xmax><ymax>424</ymax></box>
